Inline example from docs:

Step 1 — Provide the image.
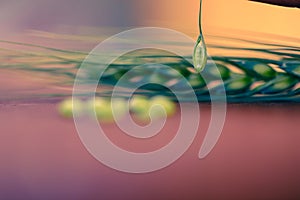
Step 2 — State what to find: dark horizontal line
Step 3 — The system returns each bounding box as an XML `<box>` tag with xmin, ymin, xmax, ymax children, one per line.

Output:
<box><xmin>250</xmin><ymin>0</ymin><xmax>300</xmax><ymax>8</ymax></box>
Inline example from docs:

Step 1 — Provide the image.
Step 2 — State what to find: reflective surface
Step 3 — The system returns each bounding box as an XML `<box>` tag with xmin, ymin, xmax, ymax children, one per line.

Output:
<box><xmin>1</xmin><ymin>103</ymin><xmax>300</xmax><ymax>199</ymax></box>
<box><xmin>1</xmin><ymin>1</ymin><xmax>300</xmax><ymax>199</ymax></box>
<box><xmin>1</xmin><ymin>1</ymin><xmax>300</xmax><ymax>102</ymax></box>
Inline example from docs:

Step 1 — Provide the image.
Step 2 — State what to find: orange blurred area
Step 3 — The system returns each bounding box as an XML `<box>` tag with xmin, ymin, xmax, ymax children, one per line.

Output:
<box><xmin>135</xmin><ymin>0</ymin><xmax>300</xmax><ymax>40</ymax></box>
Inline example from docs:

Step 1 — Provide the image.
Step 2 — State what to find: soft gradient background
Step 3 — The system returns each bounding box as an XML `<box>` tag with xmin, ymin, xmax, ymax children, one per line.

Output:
<box><xmin>134</xmin><ymin>0</ymin><xmax>300</xmax><ymax>38</ymax></box>
<box><xmin>1</xmin><ymin>1</ymin><xmax>300</xmax><ymax>200</ymax></box>
<box><xmin>1</xmin><ymin>0</ymin><xmax>300</xmax><ymax>39</ymax></box>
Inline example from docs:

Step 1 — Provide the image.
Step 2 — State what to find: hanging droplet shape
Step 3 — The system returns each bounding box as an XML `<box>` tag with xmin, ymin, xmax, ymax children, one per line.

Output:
<box><xmin>193</xmin><ymin>0</ymin><xmax>207</xmax><ymax>72</ymax></box>
<box><xmin>193</xmin><ymin>34</ymin><xmax>207</xmax><ymax>72</ymax></box>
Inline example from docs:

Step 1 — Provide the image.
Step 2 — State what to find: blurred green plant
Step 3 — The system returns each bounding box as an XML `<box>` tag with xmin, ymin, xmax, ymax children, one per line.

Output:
<box><xmin>1</xmin><ymin>35</ymin><xmax>300</xmax><ymax>103</ymax></box>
